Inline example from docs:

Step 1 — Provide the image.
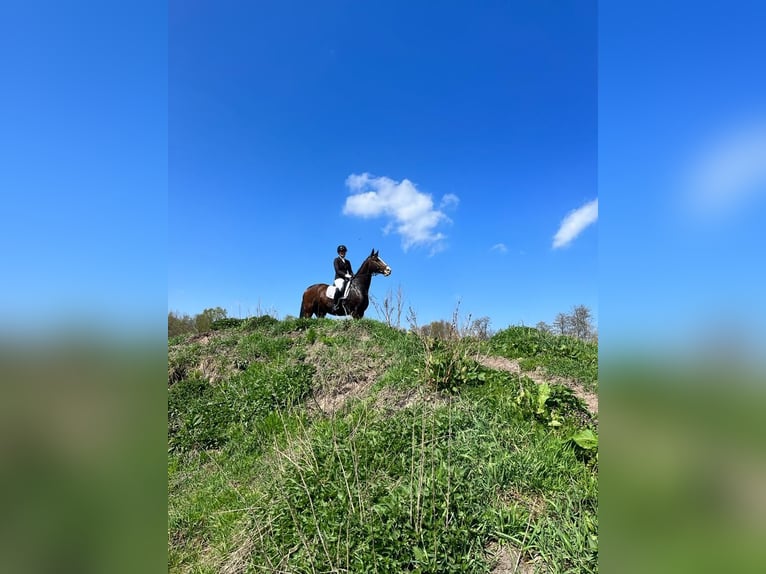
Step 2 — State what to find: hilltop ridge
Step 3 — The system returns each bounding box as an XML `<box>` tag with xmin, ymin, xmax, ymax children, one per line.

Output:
<box><xmin>168</xmin><ymin>317</ymin><xmax>598</xmax><ymax>573</ymax></box>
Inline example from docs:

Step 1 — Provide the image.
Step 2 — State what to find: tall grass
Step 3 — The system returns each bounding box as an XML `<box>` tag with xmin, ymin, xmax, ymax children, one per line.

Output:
<box><xmin>168</xmin><ymin>316</ymin><xmax>598</xmax><ymax>572</ymax></box>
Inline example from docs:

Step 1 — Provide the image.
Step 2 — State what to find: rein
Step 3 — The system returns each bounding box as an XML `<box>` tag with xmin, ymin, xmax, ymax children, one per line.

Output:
<box><xmin>349</xmin><ymin>259</ymin><xmax>383</xmax><ymax>284</ymax></box>
<box><xmin>350</xmin><ymin>268</ymin><xmax>382</xmax><ymax>282</ymax></box>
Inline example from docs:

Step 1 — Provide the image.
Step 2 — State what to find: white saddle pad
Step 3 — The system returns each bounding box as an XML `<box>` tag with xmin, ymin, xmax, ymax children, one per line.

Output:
<box><xmin>325</xmin><ymin>285</ymin><xmax>338</xmax><ymax>299</ymax></box>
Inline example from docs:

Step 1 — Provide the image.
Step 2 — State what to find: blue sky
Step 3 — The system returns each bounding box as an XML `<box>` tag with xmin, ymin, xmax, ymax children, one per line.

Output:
<box><xmin>1</xmin><ymin>1</ymin><xmax>167</xmax><ymax>334</ymax></box>
<box><xmin>169</xmin><ymin>1</ymin><xmax>598</xmax><ymax>331</ymax></box>
<box><xmin>600</xmin><ymin>1</ymin><xmax>766</xmax><ymax>353</ymax></box>
<box><xmin>4</xmin><ymin>1</ymin><xmax>762</xmax><ymax>348</ymax></box>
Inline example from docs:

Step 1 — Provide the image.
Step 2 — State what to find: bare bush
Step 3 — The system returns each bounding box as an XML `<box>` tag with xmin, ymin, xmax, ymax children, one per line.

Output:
<box><xmin>409</xmin><ymin>301</ymin><xmax>493</xmax><ymax>341</ymax></box>
<box><xmin>545</xmin><ymin>306</ymin><xmax>596</xmax><ymax>341</ymax></box>
<box><xmin>372</xmin><ymin>284</ymin><xmax>406</xmax><ymax>328</ymax></box>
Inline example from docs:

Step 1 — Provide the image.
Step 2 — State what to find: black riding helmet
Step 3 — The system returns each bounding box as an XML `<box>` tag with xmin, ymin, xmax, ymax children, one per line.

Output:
<box><xmin>337</xmin><ymin>244</ymin><xmax>347</xmax><ymax>254</ymax></box>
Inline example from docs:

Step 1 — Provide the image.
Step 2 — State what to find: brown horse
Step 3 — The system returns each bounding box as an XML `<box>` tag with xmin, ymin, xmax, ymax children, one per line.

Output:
<box><xmin>300</xmin><ymin>249</ymin><xmax>392</xmax><ymax>319</ymax></box>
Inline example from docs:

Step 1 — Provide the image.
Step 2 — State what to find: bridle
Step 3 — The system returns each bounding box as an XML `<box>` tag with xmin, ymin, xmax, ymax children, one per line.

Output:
<box><xmin>376</xmin><ymin>257</ymin><xmax>392</xmax><ymax>276</ymax></box>
<box><xmin>349</xmin><ymin>256</ymin><xmax>392</xmax><ymax>286</ymax></box>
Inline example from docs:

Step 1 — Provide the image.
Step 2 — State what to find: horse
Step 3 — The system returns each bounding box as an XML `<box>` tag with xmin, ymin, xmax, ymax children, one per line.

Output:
<box><xmin>300</xmin><ymin>249</ymin><xmax>392</xmax><ymax>319</ymax></box>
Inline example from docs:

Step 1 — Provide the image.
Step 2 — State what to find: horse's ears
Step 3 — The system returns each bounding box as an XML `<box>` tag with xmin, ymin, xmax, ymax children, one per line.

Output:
<box><xmin>370</xmin><ymin>248</ymin><xmax>376</xmax><ymax>256</ymax></box>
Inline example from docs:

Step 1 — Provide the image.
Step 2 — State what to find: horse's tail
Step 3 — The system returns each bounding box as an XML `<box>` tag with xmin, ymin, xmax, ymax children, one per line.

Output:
<box><xmin>300</xmin><ymin>284</ymin><xmax>322</xmax><ymax>318</ymax></box>
<box><xmin>299</xmin><ymin>288</ymin><xmax>308</xmax><ymax>318</ymax></box>
<box><xmin>299</xmin><ymin>291</ymin><xmax>311</xmax><ymax>318</ymax></box>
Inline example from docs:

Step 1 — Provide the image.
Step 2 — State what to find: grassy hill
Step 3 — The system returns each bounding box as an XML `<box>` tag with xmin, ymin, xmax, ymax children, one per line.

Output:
<box><xmin>168</xmin><ymin>317</ymin><xmax>598</xmax><ymax>573</ymax></box>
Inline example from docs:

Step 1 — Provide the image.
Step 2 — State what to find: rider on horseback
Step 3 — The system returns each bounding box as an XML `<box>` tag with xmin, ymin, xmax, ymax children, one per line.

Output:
<box><xmin>332</xmin><ymin>244</ymin><xmax>353</xmax><ymax>312</ymax></box>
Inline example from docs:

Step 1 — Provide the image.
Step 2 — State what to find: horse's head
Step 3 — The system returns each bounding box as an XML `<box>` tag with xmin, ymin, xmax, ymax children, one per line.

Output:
<box><xmin>367</xmin><ymin>248</ymin><xmax>392</xmax><ymax>276</ymax></box>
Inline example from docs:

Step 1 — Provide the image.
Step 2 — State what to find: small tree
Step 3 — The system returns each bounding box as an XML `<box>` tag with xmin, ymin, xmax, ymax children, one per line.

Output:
<box><xmin>465</xmin><ymin>316</ymin><xmax>492</xmax><ymax>340</ymax></box>
<box><xmin>536</xmin><ymin>321</ymin><xmax>552</xmax><ymax>334</ymax></box>
<box><xmin>553</xmin><ymin>313</ymin><xmax>570</xmax><ymax>336</ymax></box>
<box><xmin>168</xmin><ymin>311</ymin><xmax>195</xmax><ymax>337</ymax></box>
<box><xmin>569</xmin><ymin>304</ymin><xmax>594</xmax><ymax>341</ymax></box>
<box><xmin>195</xmin><ymin>307</ymin><xmax>228</xmax><ymax>333</ymax></box>
<box><xmin>420</xmin><ymin>320</ymin><xmax>457</xmax><ymax>340</ymax></box>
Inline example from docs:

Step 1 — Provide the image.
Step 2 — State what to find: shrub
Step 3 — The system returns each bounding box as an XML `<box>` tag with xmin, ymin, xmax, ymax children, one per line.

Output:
<box><xmin>211</xmin><ymin>318</ymin><xmax>244</xmax><ymax>330</ymax></box>
<box><xmin>167</xmin><ymin>362</ymin><xmax>314</xmax><ymax>454</ymax></box>
<box><xmin>242</xmin><ymin>315</ymin><xmax>279</xmax><ymax>331</ymax></box>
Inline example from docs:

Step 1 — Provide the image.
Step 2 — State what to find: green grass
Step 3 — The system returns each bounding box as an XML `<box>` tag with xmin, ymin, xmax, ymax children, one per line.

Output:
<box><xmin>490</xmin><ymin>326</ymin><xmax>599</xmax><ymax>391</ymax></box>
<box><xmin>168</xmin><ymin>318</ymin><xmax>598</xmax><ymax>573</ymax></box>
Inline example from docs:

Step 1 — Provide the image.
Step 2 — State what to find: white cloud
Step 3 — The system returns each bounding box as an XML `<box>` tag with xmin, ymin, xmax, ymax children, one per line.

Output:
<box><xmin>491</xmin><ymin>243</ymin><xmax>508</xmax><ymax>253</ymax></box>
<box><xmin>440</xmin><ymin>194</ymin><xmax>460</xmax><ymax>210</ymax></box>
<box><xmin>343</xmin><ymin>173</ymin><xmax>457</xmax><ymax>252</ymax></box>
<box><xmin>552</xmin><ymin>198</ymin><xmax>598</xmax><ymax>249</ymax></box>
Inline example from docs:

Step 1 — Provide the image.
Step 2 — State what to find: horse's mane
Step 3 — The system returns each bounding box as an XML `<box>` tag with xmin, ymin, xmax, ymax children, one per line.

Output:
<box><xmin>352</xmin><ymin>255</ymin><xmax>375</xmax><ymax>278</ymax></box>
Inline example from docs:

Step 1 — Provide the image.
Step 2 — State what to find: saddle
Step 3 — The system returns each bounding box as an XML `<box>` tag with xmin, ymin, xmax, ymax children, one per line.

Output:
<box><xmin>325</xmin><ymin>281</ymin><xmax>352</xmax><ymax>300</ymax></box>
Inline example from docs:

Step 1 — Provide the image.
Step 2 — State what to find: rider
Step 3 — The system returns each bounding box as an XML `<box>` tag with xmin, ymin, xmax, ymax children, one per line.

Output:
<box><xmin>332</xmin><ymin>244</ymin><xmax>354</xmax><ymax>312</ymax></box>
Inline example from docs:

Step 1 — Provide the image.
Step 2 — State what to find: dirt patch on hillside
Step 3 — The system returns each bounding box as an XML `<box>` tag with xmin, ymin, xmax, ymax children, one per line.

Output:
<box><xmin>486</xmin><ymin>542</ymin><xmax>538</xmax><ymax>573</ymax></box>
<box><xmin>168</xmin><ymin>331</ymin><xmax>247</xmax><ymax>386</ymax></box>
<box><xmin>188</xmin><ymin>332</ymin><xmax>214</xmax><ymax>345</ymax></box>
<box><xmin>373</xmin><ymin>386</ymin><xmax>450</xmax><ymax>414</ymax></box>
<box><xmin>312</xmin><ymin>371</ymin><xmax>378</xmax><ymax>414</ymax></box>
<box><xmin>303</xmin><ymin>341</ymin><xmax>392</xmax><ymax>415</ymax></box>
<box><xmin>476</xmin><ymin>356</ymin><xmax>598</xmax><ymax>415</ymax></box>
